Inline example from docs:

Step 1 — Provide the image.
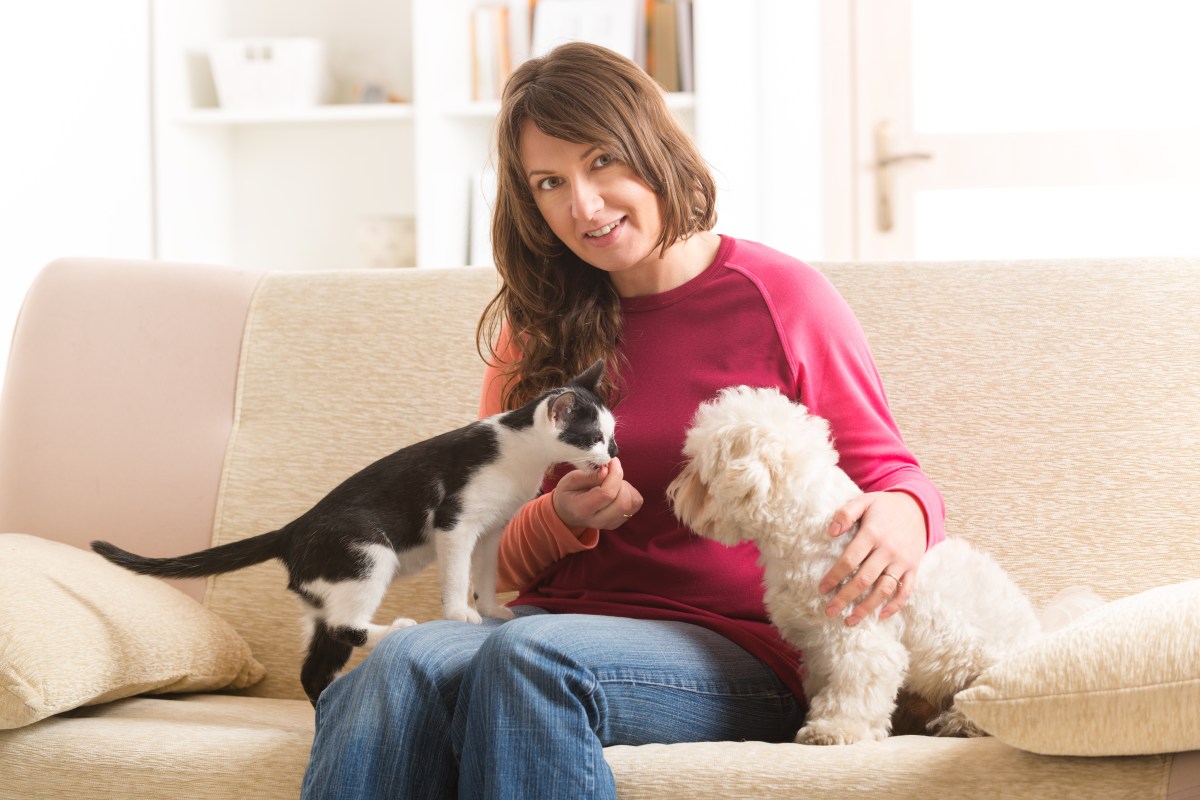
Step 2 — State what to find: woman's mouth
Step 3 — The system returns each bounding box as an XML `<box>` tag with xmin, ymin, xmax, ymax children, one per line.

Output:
<box><xmin>583</xmin><ymin>217</ymin><xmax>625</xmax><ymax>243</ymax></box>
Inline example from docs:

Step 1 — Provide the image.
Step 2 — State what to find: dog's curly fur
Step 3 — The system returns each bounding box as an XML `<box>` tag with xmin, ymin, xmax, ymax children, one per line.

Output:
<box><xmin>667</xmin><ymin>386</ymin><xmax>1041</xmax><ymax>745</ymax></box>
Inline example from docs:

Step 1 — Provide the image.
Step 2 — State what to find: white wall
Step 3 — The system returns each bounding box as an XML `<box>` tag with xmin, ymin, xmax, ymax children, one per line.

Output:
<box><xmin>0</xmin><ymin>0</ymin><xmax>827</xmax><ymax>380</ymax></box>
<box><xmin>693</xmin><ymin>0</ymin><xmax>822</xmax><ymax>259</ymax></box>
<box><xmin>0</xmin><ymin>1</ymin><xmax>153</xmax><ymax>379</ymax></box>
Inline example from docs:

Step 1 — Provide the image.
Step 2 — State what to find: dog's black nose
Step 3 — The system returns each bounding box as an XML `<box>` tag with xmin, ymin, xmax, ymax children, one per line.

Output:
<box><xmin>608</xmin><ymin>438</ymin><xmax>619</xmax><ymax>458</ymax></box>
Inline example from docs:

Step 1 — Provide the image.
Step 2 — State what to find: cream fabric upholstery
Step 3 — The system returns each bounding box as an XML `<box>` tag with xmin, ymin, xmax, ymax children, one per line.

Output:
<box><xmin>606</xmin><ymin>738</ymin><xmax>1172</xmax><ymax>799</ymax></box>
<box><xmin>0</xmin><ymin>258</ymin><xmax>262</xmax><ymax>602</ymax></box>
<box><xmin>205</xmin><ymin>268</ymin><xmax>500</xmax><ymax>700</ymax></box>
<box><xmin>1</xmin><ymin>256</ymin><xmax>1196</xmax><ymax>798</ymax></box>
<box><xmin>0</xmin><ymin>534</ymin><xmax>263</xmax><ymax>729</ymax></box>
<box><xmin>820</xmin><ymin>258</ymin><xmax>1200</xmax><ymax>608</ymax></box>
<box><xmin>956</xmin><ymin>578</ymin><xmax>1200</xmax><ymax>756</ymax></box>
<box><xmin>0</xmin><ymin>695</ymin><xmax>312</xmax><ymax>799</ymax></box>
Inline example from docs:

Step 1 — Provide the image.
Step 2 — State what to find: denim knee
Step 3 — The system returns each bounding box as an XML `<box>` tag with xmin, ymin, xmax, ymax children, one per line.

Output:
<box><xmin>367</xmin><ymin>620</ymin><xmax>483</xmax><ymax>696</ymax></box>
<box><xmin>472</xmin><ymin>613</ymin><xmax>595</xmax><ymax>682</ymax></box>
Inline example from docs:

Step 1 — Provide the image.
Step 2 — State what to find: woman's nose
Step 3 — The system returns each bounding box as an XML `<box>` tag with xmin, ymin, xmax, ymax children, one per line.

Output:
<box><xmin>571</xmin><ymin>180</ymin><xmax>603</xmax><ymax>221</ymax></box>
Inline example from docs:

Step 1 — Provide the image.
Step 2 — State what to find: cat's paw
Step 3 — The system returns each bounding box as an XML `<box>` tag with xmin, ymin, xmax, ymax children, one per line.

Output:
<box><xmin>445</xmin><ymin>607</ymin><xmax>483</xmax><ymax>624</ymax></box>
<box><xmin>480</xmin><ymin>606</ymin><xmax>516</xmax><ymax>621</ymax></box>
<box><xmin>386</xmin><ymin>617</ymin><xmax>417</xmax><ymax>632</ymax></box>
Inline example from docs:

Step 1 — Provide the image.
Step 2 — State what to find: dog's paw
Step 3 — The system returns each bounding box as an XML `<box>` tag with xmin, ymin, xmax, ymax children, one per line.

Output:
<box><xmin>795</xmin><ymin>718</ymin><xmax>889</xmax><ymax>746</ymax></box>
<box><xmin>445</xmin><ymin>607</ymin><xmax>483</xmax><ymax>624</ymax></box>
<box><xmin>927</xmin><ymin>707</ymin><xmax>989</xmax><ymax>738</ymax></box>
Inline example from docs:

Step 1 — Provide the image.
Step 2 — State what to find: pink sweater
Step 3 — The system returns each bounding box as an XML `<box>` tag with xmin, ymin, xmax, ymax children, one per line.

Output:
<box><xmin>480</xmin><ymin>236</ymin><xmax>945</xmax><ymax>698</ymax></box>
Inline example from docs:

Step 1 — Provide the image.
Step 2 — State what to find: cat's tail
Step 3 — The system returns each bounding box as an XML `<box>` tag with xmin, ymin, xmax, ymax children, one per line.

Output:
<box><xmin>90</xmin><ymin>530</ymin><xmax>286</xmax><ymax>579</ymax></box>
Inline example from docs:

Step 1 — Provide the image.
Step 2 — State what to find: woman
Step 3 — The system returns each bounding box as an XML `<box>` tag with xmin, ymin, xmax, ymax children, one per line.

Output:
<box><xmin>301</xmin><ymin>42</ymin><xmax>944</xmax><ymax>800</ymax></box>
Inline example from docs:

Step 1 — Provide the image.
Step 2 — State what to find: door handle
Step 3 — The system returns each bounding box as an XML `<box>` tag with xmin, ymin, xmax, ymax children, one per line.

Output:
<box><xmin>874</xmin><ymin>120</ymin><xmax>932</xmax><ymax>233</ymax></box>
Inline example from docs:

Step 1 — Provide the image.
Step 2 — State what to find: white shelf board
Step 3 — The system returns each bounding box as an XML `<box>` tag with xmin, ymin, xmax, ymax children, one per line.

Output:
<box><xmin>178</xmin><ymin>104</ymin><xmax>415</xmax><ymax>126</ymax></box>
<box><xmin>442</xmin><ymin>92</ymin><xmax>696</xmax><ymax>120</ymax></box>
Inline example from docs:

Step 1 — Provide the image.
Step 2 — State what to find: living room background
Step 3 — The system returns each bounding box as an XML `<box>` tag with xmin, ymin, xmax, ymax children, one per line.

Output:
<box><xmin>3</xmin><ymin>0</ymin><xmax>1200</xmax><ymax>380</ymax></box>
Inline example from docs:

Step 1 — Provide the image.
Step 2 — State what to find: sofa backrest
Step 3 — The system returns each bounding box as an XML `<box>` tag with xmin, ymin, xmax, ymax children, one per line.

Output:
<box><xmin>819</xmin><ymin>258</ymin><xmax>1200</xmax><ymax>609</ymax></box>
<box><xmin>203</xmin><ymin>268</ymin><xmax>500</xmax><ymax>699</ymax></box>
<box><xmin>3</xmin><ymin>257</ymin><xmax>1197</xmax><ymax>702</ymax></box>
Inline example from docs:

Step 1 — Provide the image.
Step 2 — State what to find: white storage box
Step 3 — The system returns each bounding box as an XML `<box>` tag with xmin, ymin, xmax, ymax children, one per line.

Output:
<box><xmin>209</xmin><ymin>38</ymin><xmax>333</xmax><ymax>110</ymax></box>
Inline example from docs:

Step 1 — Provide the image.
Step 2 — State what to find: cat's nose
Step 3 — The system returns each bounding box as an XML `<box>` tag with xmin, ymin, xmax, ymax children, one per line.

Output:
<box><xmin>608</xmin><ymin>439</ymin><xmax>618</xmax><ymax>458</ymax></box>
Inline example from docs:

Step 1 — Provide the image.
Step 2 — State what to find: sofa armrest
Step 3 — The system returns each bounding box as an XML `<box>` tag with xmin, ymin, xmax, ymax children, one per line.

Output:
<box><xmin>0</xmin><ymin>258</ymin><xmax>262</xmax><ymax>600</ymax></box>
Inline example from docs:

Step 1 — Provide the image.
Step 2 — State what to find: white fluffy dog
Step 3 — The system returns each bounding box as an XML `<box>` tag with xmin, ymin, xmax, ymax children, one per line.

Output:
<box><xmin>666</xmin><ymin>386</ymin><xmax>1041</xmax><ymax>745</ymax></box>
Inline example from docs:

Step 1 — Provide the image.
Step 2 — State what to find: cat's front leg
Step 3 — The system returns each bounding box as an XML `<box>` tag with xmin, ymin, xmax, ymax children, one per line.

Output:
<box><xmin>471</xmin><ymin>527</ymin><xmax>515</xmax><ymax>621</ymax></box>
<box><xmin>435</xmin><ymin>527</ymin><xmax>482</xmax><ymax>623</ymax></box>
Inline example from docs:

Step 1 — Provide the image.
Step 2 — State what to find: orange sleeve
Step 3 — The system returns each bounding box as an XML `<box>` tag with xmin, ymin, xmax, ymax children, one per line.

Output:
<box><xmin>495</xmin><ymin>493</ymin><xmax>600</xmax><ymax>592</ymax></box>
<box><xmin>479</xmin><ymin>324</ymin><xmax>600</xmax><ymax>592</ymax></box>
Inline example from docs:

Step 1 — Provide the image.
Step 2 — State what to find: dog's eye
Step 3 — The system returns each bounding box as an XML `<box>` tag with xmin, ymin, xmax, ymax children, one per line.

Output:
<box><xmin>594</xmin><ymin>435</ymin><xmax>605</xmax><ymax>445</ymax></box>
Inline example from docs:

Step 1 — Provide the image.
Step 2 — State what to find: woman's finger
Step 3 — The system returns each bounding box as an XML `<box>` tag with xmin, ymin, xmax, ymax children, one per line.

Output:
<box><xmin>827</xmin><ymin>493</ymin><xmax>871</xmax><ymax>538</ymax></box>
<box><xmin>878</xmin><ymin>567</ymin><xmax>916</xmax><ymax>621</ymax></box>
<box><xmin>845</xmin><ymin>567</ymin><xmax>906</xmax><ymax>626</ymax></box>
<box><xmin>823</xmin><ymin>540</ymin><xmax>894</xmax><ymax>619</ymax></box>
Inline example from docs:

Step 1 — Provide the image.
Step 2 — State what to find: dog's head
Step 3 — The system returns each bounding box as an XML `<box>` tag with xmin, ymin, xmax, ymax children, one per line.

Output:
<box><xmin>666</xmin><ymin>386</ymin><xmax>839</xmax><ymax>546</ymax></box>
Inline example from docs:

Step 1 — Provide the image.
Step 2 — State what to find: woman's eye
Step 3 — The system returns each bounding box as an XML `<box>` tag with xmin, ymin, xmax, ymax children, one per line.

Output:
<box><xmin>536</xmin><ymin>176</ymin><xmax>562</xmax><ymax>191</ymax></box>
<box><xmin>593</xmin><ymin>153</ymin><xmax>613</xmax><ymax>168</ymax></box>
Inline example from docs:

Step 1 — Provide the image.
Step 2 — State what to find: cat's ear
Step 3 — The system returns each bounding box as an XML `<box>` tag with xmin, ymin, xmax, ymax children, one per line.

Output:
<box><xmin>570</xmin><ymin>359</ymin><xmax>605</xmax><ymax>394</ymax></box>
<box><xmin>549</xmin><ymin>391</ymin><xmax>577</xmax><ymax>429</ymax></box>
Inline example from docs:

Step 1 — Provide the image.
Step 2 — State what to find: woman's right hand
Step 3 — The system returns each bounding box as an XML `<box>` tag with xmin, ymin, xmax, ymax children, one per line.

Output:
<box><xmin>551</xmin><ymin>456</ymin><xmax>643</xmax><ymax>531</ymax></box>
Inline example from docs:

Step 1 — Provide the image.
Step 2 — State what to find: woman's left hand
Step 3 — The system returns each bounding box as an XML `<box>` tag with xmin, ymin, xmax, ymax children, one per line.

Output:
<box><xmin>817</xmin><ymin>491</ymin><xmax>927</xmax><ymax>626</ymax></box>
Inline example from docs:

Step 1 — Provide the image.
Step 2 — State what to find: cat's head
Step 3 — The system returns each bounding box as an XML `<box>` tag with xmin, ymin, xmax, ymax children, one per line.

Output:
<box><xmin>546</xmin><ymin>360</ymin><xmax>618</xmax><ymax>470</ymax></box>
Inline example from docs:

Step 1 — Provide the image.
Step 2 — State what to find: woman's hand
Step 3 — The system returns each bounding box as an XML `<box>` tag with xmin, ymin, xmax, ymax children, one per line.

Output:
<box><xmin>551</xmin><ymin>456</ymin><xmax>643</xmax><ymax>532</ymax></box>
<box><xmin>817</xmin><ymin>491</ymin><xmax>927</xmax><ymax>626</ymax></box>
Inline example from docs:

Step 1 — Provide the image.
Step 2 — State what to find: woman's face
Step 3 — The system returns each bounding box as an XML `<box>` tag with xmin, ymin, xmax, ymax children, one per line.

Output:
<box><xmin>519</xmin><ymin>121</ymin><xmax>664</xmax><ymax>282</ymax></box>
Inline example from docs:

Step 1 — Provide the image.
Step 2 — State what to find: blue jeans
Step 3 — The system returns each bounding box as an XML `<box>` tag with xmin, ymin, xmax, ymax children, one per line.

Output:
<box><xmin>300</xmin><ymin>606</ymin><xmax>804</xmax><ymax>800</ymax></box>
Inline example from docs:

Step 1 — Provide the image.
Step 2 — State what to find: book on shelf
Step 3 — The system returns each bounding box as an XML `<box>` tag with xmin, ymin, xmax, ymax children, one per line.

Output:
<box><xmin>471</xmin><ymin>4</ymin><xmax>513</xmax><ymax>102</ymax></box>
<box><xmin>528</xmin><ymin>0</ymin><xmax>692</xmax><ymax>93</ymax></box>
<box><xmin>530</xmin><ymin>0</ymin><xmax>643</xmax><ymax>63</ymax></box>
<box><xmin>675</xmin><ymin>0</ymin><xmax>694</xmax><ymax>92</ymax></box>
<box><xmin>647</xmin><ymin>0</ymin><xmax>693</xmax><ymax>93</ymax></box>
<box><xmin>648</xmin><ymin>1</ymin><xmax>678</xmax><ymax>91</ymax></box>
<box><xmin>468</xmin><ymin>167</ymin><xmax>499</xmax><ymax>267</ymax></box>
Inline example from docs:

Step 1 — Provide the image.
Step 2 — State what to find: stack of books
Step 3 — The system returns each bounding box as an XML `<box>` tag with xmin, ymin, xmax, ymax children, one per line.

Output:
<box><xmin>471</xmin><ymin>0</ymin><xmax>694</xmax><ymax>97</ymax></box>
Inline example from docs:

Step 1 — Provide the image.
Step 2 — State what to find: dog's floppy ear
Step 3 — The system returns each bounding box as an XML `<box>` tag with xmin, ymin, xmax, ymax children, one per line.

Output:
<box><xmin>727</xmin><ymin>455</ymin><xmax>773</xmax><ymax>503</ymax></box>
<box><xmin>721</xmin><ymin>427</ymin><xmax>781</xmax><ymax>504</ymax></box>
<box><xmin>666</xmin><ymin>467</ymin><xmax>709</xmax><ymax>533</ymax></box>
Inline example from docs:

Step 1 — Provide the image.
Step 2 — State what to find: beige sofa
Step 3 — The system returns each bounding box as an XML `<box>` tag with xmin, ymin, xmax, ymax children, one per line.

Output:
<box><xmin>1</xmin><ymin>256</ymin><xmax>1197</xmax><ymax>799</ymax></box>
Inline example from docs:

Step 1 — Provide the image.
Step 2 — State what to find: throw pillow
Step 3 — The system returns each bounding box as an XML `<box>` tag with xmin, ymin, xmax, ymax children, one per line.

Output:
<box><xmin>955</xmin><ymin>578</ymin><xmax>1200</xmax><ymax>756</ymax></box>
<box><xmin>0</xmin><ymin>533</ymin><xmax>265</xmax><ymax>729</ymax></box>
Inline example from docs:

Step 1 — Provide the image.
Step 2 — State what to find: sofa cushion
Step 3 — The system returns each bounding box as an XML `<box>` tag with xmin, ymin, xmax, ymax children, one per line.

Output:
<box><xmin>0</xmin><ymin>694</ymin><xmax>1175</xmax><ymax>800</ymax></box>
<box><xmin>955</xmin><ymin>578</ymin><xmax>1200</xmax><ymax>756</ymax></box>
<box><xmin>0</xmin><ymin>694</ymin><xmax>312</xmax><ymax>799</ymax></box>
<box><xmin>604</xmin><ymin>737</ymin><xmax>1173</xmax><ymax>799</ymax></box>
<box><xmin>0</xmin><ymin>534</ymin><xmax>264</xmax><ymax>729</ymax></box>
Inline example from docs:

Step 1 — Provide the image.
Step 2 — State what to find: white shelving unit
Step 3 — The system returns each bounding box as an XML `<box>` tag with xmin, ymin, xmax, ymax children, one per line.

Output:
<box><xmin>177</xmin><ymin>105</ymin><xmax>416</xmax><ymax>126</ymax></box>
<box><xmin>152</xmin><ymin>0</ymin><xmax>759</xmax><ymax>272</ymax></box>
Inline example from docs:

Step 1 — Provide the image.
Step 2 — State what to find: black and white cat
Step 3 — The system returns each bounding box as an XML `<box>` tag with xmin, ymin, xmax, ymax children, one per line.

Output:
<box><xmin>93</xmin><ymin>360</ymin><xmax>617</xmax><ymax>703</ymax></box>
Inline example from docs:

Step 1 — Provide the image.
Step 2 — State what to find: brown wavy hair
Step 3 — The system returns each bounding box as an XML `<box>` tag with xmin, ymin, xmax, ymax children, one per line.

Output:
<box><xmin>476</xmin><ymin>42</ymin><xmax>717</xmax><ymax>409</ymax></box>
